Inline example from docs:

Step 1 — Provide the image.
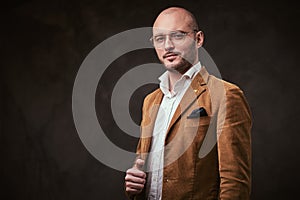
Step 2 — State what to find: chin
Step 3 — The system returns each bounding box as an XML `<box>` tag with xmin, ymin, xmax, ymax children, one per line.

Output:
<box><xmin>165</xmin><ymin>62</ymin><xmax>179</xmax><ymax>69</ymax></box>
<box><xmin>163</xmin><ymin>59</ymin><xmax>180</xmax><ymax>68</ymax></box>
<box><xmin>164</xmin><ymin>63</ymin><xmax>179</xmax><ymax>71</ymax></box>
<box><xmin>163</xmin><ymin>60</ymin><xmax>189</xmax><ymax>73</ymax></box>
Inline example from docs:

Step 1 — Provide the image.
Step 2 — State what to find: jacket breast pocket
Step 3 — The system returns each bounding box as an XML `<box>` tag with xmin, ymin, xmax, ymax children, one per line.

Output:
<box><xmin>184</xmin><ymin>116</ymin><xmax>211</xmax><ymax>152</ymax></box>
<box><xmin>184</xmin><ymin>116</ymin><xmax>211</xmax><ymax>127</ymax></box>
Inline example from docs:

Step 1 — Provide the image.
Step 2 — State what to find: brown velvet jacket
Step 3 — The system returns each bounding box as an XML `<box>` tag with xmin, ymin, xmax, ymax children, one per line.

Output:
<box><xmin>127</xmin><ymin>67</ymin><xmax>252</xmax><ymax>200</ymax></box>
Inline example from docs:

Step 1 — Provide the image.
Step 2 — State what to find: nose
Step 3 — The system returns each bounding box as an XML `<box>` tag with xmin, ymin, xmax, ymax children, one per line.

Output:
<box><xmin>164</xmin><ymin>36</ymin><xmax>175</xmax><ymax>51</ymax></box>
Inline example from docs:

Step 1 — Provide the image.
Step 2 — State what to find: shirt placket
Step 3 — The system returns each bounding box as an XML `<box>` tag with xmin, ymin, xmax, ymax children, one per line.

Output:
<box><xmin>159</xmin><ymin>96</ymin><xmax>176</xmax><ymax>200</ymax></box>
<box><xmin>150</xmin><ymin>95</ymin><xmax>176</xmax><ymax>200</ymax></box>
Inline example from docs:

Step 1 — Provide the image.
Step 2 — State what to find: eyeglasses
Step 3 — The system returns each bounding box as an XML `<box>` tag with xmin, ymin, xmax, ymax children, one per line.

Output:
<box><xmin>150</xmin><ymin>30</ymin><xmax>198</xmax><ymax>49</ymax></box>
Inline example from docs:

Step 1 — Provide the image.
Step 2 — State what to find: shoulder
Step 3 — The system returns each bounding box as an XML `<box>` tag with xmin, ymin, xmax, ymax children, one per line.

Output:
<box><xmin>207</xmin><ymin>74</ymin><xmax>245</xmax><ymax>98</ymax></box>
<box><xmin>207</xmin><ymin>74</ymin><xmax>252</xmax><ymax>122</ymax></box>
<box><xmin>206</xmin><ymin>73</ymin><xmax>251</xmax><ymax>115</ymax></box>
<box><xmin>199</xmin><ymin>66</ymin><xmax>244</xmax><ymax>97</ymax></box>
<box><xmin>143</xmin><ymin>88</ymin><xmax>162</xmax><ymax>103</ymax></box>
<box><xmin>140</xmin><ymin>88</ymin><xmax>162</xmax><ymax>120</ymax></box>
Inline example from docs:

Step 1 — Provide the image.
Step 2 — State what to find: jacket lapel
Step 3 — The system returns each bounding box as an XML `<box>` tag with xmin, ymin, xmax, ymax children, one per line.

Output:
<box><xmin>141</xmin><ymin>67</ymin><xmax>210</xmax><ymax>155</ymax></box>
<box><xmin>140</xmin><ymin>89</ymin><xmax>163</xmax><ymax>159</ymax></box>
<box><xmin>165</xmin><ymin>67</ymin><xmax>209</xmax><ymax>137</ymax></box>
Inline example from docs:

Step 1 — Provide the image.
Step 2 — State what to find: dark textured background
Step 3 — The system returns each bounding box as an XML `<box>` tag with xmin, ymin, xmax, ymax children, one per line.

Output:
<box><xmin>1</xmin><ymin>0</ymin><xmax>299</xmax><ymax>199</ymax></box>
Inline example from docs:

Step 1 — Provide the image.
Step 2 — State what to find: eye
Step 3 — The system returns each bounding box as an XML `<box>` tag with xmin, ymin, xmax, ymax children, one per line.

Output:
<box><xmin>154</xmin><ymin>36</ymin><xmax>165</xmax><ymax>43</ymax></box>
<box><xmin>172</xmin><ymin>33</ymin><xmax>185</xmax><ymax>40</ymax></box>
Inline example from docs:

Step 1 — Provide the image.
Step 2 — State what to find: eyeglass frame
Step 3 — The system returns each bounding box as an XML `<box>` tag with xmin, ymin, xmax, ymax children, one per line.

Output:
<box><xmin>150</xmin><ymin>29</ymin><xmax>200</xmax><ymax>48</ymax></box>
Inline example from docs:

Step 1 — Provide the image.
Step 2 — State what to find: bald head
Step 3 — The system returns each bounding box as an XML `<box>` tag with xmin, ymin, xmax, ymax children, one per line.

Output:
<box><xmin>154</xmin><ymin>7</ymin><xmax>199</xmax><ymax>31</ymax></box>
<box><xmin>151</xmin><ymin>7</ymin><xmax>204</xmax><ymax>74</ymax></box>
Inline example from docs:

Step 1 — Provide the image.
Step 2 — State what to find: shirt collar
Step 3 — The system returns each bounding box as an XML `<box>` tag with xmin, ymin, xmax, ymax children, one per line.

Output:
<box><xmin>158</xmin><ymin>61</ymin><xmax>202</xmax><ymax>95</ymax></box>
<box><xmin>183</xmin><ymin>61</ymin><xmax>202</xmax><ymax>79</ymax></box>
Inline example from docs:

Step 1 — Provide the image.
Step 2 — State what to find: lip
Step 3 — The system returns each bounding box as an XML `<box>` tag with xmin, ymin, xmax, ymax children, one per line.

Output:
<box><xmin>163</xmin><ymin>53</ymin><xmax>179</xmax><ymax>60</ymax></box>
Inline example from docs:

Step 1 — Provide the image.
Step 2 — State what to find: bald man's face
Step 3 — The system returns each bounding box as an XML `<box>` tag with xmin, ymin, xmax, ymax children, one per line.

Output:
<box><xmin>152</xmin><ymin>11</ymin><xmax>203</xmax><ymax>74</ymax></box>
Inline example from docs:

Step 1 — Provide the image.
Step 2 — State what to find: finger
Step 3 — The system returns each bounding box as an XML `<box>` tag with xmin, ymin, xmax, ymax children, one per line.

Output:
<box><xmin>125</xmin><ymin>174</ymin><xmax>146</xmax><ymax>184</ymax></box>
<box><xmin>126</xmin><ymin>168</ymin><xmax>146</xmax><ymax>178</ymax></box>
<box><xmin>125</xmin><ymin>181</ymin><xmax>145</xmax><ymax>190</ymax></box>
<box><xmin>134</xmin><ymin>159</ymin><xmax>145</xmax><ymax>170</ymax></box>
<box><xmin>125</xmin><ymin>187</ymin><xmax>142</xmax><ymax>194</ymax></box>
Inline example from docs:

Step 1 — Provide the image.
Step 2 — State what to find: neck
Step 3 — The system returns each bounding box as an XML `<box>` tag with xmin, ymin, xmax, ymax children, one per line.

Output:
<box><xmin>168</xmin><ymin>70</ymin><xmax>183</xmax><ymax>92</ymax></box>
<box><xmin>168</xmin><ymin>60</ymin><xmax>198</xmax><ymax>91</ymax></box>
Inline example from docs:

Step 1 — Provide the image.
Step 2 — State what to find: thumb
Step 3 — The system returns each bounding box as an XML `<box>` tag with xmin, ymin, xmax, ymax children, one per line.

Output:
<box><xmin>134</xmin><ymin>159</ymin><xmax>145</xmax><ymax>170</ymax></box>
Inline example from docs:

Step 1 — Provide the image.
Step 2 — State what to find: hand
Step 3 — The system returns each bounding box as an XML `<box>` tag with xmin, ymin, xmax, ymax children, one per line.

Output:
<box><xmin>125</xmin><ymin>159</ymin><xmax>146</xmax><ymax>196</ymax></box>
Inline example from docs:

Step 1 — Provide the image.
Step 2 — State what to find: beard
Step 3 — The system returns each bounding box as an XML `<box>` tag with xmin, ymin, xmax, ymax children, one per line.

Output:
<box><xmin>160</xmin><ymin>45</ymin><xmax>197</xmax><ymax>74</ymax></box>
<box><xmin>163</xmin><ymin>57</ymin><xmax>192</xmax><ymax>74</ymax></box>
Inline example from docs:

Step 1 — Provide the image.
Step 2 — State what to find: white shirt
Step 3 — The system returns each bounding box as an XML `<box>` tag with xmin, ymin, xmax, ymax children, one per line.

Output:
<box><xmin>147</xmin><ymin>62</ymin><xmax>202</xmax><ymax>200</ymax></box>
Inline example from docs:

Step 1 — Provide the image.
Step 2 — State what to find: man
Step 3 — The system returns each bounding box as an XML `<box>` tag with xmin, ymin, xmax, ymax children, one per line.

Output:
<box><xmin>125</xmin><ymin>7</ymin><xmax>252</xmax><ymax>200</ymax></box>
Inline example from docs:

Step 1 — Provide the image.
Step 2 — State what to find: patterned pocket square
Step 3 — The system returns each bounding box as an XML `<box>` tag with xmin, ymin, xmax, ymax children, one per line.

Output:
<box><xmin>187</xmin><ymin>107</ymin><xmax>208</xmax><ymax>118</ymax></box>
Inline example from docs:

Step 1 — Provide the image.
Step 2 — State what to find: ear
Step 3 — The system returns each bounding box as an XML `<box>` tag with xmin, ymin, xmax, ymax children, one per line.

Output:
<box><xmin>195</xmin><ymin>31</ymin><xmax>204</xmax><ymax>48</ymax></box>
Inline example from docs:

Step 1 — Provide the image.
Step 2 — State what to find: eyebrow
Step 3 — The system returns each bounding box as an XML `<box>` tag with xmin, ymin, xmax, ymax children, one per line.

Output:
<box><xmin>153</xmin><ymin>30</ymin><xmax>186</xmax><ymax>36</ymax></box>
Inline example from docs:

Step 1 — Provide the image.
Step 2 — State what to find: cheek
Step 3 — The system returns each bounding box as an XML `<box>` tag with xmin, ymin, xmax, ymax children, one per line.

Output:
<box><xmin>155</xmin><ymin>49</ymin><xmax>164</xmax><ymax>58</ymax></box>
<box><xmin>177</xmin><ymin>46</ymin><xmax>190</xmax><ymax>56</ymax></box>
<box><xmin>181</xmin><ymin>45</ymin><xmax>196</xmax><ymax>58</ymax></box>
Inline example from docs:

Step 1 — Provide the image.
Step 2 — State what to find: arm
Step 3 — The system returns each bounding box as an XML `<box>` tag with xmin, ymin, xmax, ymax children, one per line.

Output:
<box><xmin>217</xmin><ymin>86</ymin><xmax>252</xmax><ymax>199</ymax></box>
<box><xmin>125</xmin><ymin>94</ymin><xmax>152</xmax><ymax>200</ymax></box>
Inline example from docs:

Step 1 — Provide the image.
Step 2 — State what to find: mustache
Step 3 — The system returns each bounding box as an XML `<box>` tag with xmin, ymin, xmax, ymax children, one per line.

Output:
<box><xmin>163</xmin><ymin>51</ymin><xmax>181</xmax><ymax>58</ymax></box>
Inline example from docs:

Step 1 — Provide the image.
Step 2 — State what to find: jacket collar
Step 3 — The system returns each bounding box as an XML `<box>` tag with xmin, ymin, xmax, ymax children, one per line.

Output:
<box><xmin>165</xmin><ymin>66</ymin><xmax>208</xmax><ymax>135</ymax></box>
<box><xmin>149</xmin><ymin>66</ymin><xmax>209</xmax><ymax>135</ymax></box>
<box><xmin>140</xmin><ymin>66</ymin><xmax>209</xmax><ymax>157</ymax></box>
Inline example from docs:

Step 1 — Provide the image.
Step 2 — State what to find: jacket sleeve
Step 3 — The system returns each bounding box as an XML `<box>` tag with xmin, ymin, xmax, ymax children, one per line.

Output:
<box><xmin>125</xmin><ymin>94</ymin><xmax>151</xmax><ymax>200</ymax></box>
<box><xmin>217</xmin><ymin>86</ymin><xmax>252</xmax><ymax>200</ymax></box>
